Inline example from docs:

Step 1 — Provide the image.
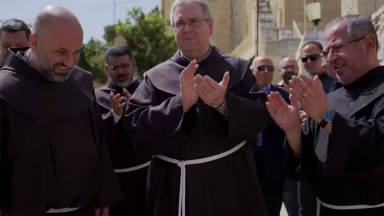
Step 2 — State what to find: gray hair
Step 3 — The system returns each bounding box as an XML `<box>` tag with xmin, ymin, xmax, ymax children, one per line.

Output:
<box><xmin>325</xmin><ymin>14</ymin><xmax>379</xmax><ymax>51</ymax></box>
<box><xmin>170</xmin><ymin>0</ymin><xmax>212</xmax><ymax>26</ymax></box>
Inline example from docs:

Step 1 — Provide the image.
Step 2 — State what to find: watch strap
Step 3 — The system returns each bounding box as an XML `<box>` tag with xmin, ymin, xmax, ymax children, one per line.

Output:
<box><xmin>319</xmin><ymin>118</ymin><xmax>328</xmax><ymax>128</ymax></box>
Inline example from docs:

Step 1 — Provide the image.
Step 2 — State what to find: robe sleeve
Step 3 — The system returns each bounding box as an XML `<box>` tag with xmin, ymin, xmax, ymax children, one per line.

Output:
<box><xmin>101</xmin><ymin>110</ymin><xmax>121</xmax><ymax>144</ymax></box>
<box><xmin>122</xmin><ymin>76</ymin><xmax>187</xmax><ymax>155</ymax></box>
<box><xmin>0</xmin><ymin>99</ymin><xmax>4</xmax><ymax>167</ymax></box>
<box><xmin>325</xmin><ymin>98</ymin><xmax>384</xmax><ymax>177</ymax></box>
<box><xmin>92</xmin><ymin>99</ymin><xmax>123</xmax><ymax>208</ymax></box>
<box><xmin>284</xmin><ymin>119</ymin><xmax>316</xmax><ymax>179</ymax></box>
<box><xmin>226</xmin><ymin>68</ymin><xmax>271</xmax><ymax>140</ymax></box>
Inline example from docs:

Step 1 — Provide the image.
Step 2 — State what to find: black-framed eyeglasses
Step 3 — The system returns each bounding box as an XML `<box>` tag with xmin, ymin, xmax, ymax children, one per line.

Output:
<box><xmin>109</xmin><ymin>63</ymin><xmax>130</xmax><ymax>71</ymax></box>
<box><xmin>254</xmin><ymin>65</ymin><xmax>274</xmax><ymax>72</ymax></box>
<box><xmin>320</xmin><ymin>35</ymin><xmax>366</xmax><ymax>60</ymax></box>
<box><xmin>301</xmin><ymin>54</ymin><xmax>320</xmax><ymax>63</ymax></box>
<box><xmin>172</xmin><ymin>18</ymin><xmax>209</xmax><ymax>30</ymax></box>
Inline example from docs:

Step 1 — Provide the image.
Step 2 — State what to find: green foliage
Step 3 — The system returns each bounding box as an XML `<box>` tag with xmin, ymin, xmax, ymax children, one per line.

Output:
<box><xmin>103</xmin><ymin>25</ymin><xmax>116</xmax><ymax>46</ymax></box>
<box><xmin>78</xmin><ymin>38</ymin><xmax>108</xmax><ymax>83</ymax></box>
<box><xmin>79</xmin><ymin>6</ymin><xmax>177</xmax><ymax>83</ymax></box>
<box><xmin>111</xmin><ymin>7</ymin><xmax>178</xmax><ymax>78</ymax></box>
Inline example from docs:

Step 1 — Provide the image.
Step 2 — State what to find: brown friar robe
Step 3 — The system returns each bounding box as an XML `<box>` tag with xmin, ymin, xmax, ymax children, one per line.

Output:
<box><xmin>122</xmin><ymin>46</ymin><xmax>270</xmax><ymax>216</ymax></box>
<box><xmin>286</xmin><ymin>66</ymin><xmax>384</xmax><ymax>216</ymax></box>
<box><xmin>0</xmin><ymin>47</ymin><xmax>123</xmax><ymax>216</ymax></box>
<box><xmin>95</xmin><ymin>79</ymin><xmax>152</xmax><ymax>216</ymax></box>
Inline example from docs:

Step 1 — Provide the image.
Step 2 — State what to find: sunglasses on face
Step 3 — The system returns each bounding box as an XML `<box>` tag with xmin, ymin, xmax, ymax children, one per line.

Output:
<box><xmin>301</xmin><ymin>54</ymin><xmax>320</xmax><ymax>63</ymax></box>
<box><xmin>256</xmin><ymin>65</ymin><xmax>274</xmax><ymax>72</ymax></box>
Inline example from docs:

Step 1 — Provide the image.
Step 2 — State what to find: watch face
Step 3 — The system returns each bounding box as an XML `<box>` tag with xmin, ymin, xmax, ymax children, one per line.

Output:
<box><xmin>323</xmin><ymin>110</ymin><xmax>336</xmax><ymax>122</ymax></box>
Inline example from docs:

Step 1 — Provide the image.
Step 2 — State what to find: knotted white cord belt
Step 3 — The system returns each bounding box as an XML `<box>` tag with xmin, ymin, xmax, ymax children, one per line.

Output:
<box><xmin>114</xmin><ymin>161</ymin><xmax>151</xmax><ymax>173</ymax></box>
<box><xmin>47</xmin><ymin>207</ymin><xmax>81</xmax><ymax>213</ymax></box>
<box><xmin>316</xmin><ymin>197</ymin><xmax>384</xmax><ymax>216</ymax></box>
<box><xmin>155</xmin><ymin>140</ymin><xmax>247</xmax><ymax>216</ymax></box>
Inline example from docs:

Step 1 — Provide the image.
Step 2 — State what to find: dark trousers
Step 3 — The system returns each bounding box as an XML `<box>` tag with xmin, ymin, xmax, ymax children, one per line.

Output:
<box><xmin>298</xmin><ymin>179</ymin><xmax>317</xmax><ymax>216</ymax></box>
<box><xmin>110</xmin><ymin>167</ymin><xmax>148</xmax><ymax>216</ymax></box>
<box><xmin>283</xmin><ymin>178</ymin><xmax>317</xmax><ymax>216</ymax></box>
<box><xmin>256</xmin><ymin>146</ymin><xmax>284</xmax><ymax>216</ymax></box>
<box><xmin>283</xmin><ymin>179</ymin><xmax>300</xmax><ymax>216</ymax></box>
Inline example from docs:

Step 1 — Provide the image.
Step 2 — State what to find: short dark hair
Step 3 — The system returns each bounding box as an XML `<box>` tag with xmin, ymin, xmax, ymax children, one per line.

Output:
<box><xmin>105</xmin><ymin>44</ymin><xmax>133</xmax><ymax>63</ymax></box>
<box><xmin>301</xmin><ymin>41</ymin><xmax>323</xmax><ymax>53</ymax></box>
<box><xmin>0</xmin><ymin>19</ymin><xmax>31</xmax><ymax>40</ymax></box>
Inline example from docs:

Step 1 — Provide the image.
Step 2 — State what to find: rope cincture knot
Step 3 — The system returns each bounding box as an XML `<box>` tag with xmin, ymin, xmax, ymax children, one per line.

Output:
<box><xmin>177</xmin><ymin>161</ymin><xmax>186</xmax><ymax>168</ymax></box>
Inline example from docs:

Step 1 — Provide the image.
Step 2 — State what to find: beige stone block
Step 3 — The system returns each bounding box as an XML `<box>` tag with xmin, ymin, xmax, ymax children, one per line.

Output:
<box><xmin>341</xmin><ymin>0</ymin><xmax>358</xmax><ymax>16</ymax></box>
<box><xmin>372</xmin><ymin>4</ymin><xmax>384</xmax><ymax>65</ymax></box>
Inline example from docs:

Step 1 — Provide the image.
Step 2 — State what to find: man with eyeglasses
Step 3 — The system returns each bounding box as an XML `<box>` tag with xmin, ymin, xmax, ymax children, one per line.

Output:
<box><xmin>95</xmin><ymin>45</ymin><xmax>152</xmax><ymax>216</ymax></box>
<box><xmin>249</xmin><ymin>56</ymin><xmax>290</xmax><ymax>216</ymax></box>
<box><xmin>121</xmin><ymin>0</ymin><xmax>270</xmax><ymax>216</ymax></box>
<box><xmin>301</xmin><ymin>41</ymin><xmax>338</xmax><ymax>94</ymax></box>
<box><xmin>267</xmin><ymin>14</ymin><xmax>384</xmax><ymax>216</ymax></box>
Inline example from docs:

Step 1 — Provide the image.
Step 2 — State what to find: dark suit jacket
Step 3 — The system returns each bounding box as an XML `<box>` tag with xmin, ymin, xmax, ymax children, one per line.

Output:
<box><xmin>252</xmin><ymin>85</ymin><xmax>290</xmax><ymax>181</ymax></box>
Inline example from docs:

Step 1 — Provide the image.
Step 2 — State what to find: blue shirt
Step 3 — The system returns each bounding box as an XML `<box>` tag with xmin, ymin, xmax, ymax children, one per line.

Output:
<box><xmin>257</xmin><ymin>85</ymin><xmax>270</xmax><ymax>146</ymax></box>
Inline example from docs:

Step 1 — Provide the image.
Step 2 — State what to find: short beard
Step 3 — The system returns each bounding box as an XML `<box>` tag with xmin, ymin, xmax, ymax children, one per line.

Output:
<box><xmin>282</xmin><ymin>74</ymin><xmax>294</xmax><ymax>84</ymax></box>
<box><xmin>40</xmin><ymin>68</ymin><xmax>72</xmax><ymax>82</ymax></box>
<box><xmin>115</xmin><ymin>77</ymin><xmax>133</xmax><ymax>88</ymax></box>
<box><xmin>35</xmin><ymin>51</ymin><xmax>72</xmax><ymax>82</ymax></box>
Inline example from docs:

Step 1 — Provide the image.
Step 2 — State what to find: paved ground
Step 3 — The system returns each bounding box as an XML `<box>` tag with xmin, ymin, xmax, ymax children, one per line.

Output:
<box><xmin>280</xmin><ymin>204</ymin><xmax>288</xmax><ymax>216</ymax></box>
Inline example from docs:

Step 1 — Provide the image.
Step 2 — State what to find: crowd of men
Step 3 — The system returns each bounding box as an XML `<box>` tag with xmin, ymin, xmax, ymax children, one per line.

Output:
<box><xmin>0</xmin><ymin>0</ymin><xmax>383</xmax><ymax>216</ymax></box>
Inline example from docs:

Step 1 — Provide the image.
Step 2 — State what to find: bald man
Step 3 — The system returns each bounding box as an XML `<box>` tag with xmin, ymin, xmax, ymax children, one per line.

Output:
<box><xmin>250</xmin><ymin>56</ymin><xmax>290</xmax><ymax>216</ymax></box>
<box><xmin>278</xmin><ymin>57</ymin><xmax>299</xmax><ymax>91</ymax></box>
<box><xmin>0</xmin><ymin>6</ymin><xmax>122</xmax><ymax>216</ymax></box>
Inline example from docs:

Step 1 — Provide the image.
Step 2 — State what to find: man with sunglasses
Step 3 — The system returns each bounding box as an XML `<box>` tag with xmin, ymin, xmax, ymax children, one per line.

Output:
<box><xmin>250</xmin><ymin>56</ymin><xmax>290</xmax><ymax>216</ymax></box>
<box><xmin>95</xmin><ymin>45</ymin><xmax>152</xmax><ymax>216</ymax></box>
<box><xmin>294</xmin><ymin>41</ymin><xmax>336</xmax><ymax>216</ymax></box>
<box><xmin>301</xmin><ymin>41</ymin><xmax>338</xmax><ymax>94</ymax></box>
<box><xmin>267</xmin><ymin>14</ymin><xmax>384</xmax><ymax>216</ymax></box>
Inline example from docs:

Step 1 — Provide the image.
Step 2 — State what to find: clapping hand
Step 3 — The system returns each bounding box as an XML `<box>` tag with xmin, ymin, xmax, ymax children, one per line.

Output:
<box><xmin>180</xmin><ymin>60</ymin><xmax>199</xmax><ymax>112</ymax></box>
<box><xmin>266</xmin><ymin>91</ymin><xmax>301</xmax><ymax>133</ymax></box>
<box><xmin>110</xmin><ymin>88</ymin><xmax>131</xmax><ymax>117</ymax></box>
<box><xmin>193</xmin><ymin>72</ymin><xmax>230</xmax><ymax>108</ymax></box>
<box><xmin>289</xmin><ymin>75</ymin><xmax>328</xmax><ymax>123</ymax></box>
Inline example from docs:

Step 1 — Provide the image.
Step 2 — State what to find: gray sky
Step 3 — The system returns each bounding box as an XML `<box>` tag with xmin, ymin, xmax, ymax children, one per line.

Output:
<box><xmin>0</xmin><ymin>0</ymin><xmax>160</xmax><ymax>43</ymax></box>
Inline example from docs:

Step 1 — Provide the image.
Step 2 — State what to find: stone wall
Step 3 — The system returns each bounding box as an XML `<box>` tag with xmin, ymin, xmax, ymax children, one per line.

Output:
<box><xmin>341</xmin><ymin>0</ymin><xmax>358</xmax><ymax>16</ymax></box>
<box><xmin>207</xmin><ymin>0</ymin><xmax>233</xmax><ymax>53</ymax></box>
<box><xmin>372</xmin><ymin>4</ymin><xmax>384</xmax><ymax>64</ymax></box>
<box><xmin>342</xmin><ymin>0</ymin><xmax>384</xmax><ymax>17</ymax></box>
<box><xmin>265</xmin><ymin>39</ymin><xmax>301</xmax><ymax>84</ymax></box>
